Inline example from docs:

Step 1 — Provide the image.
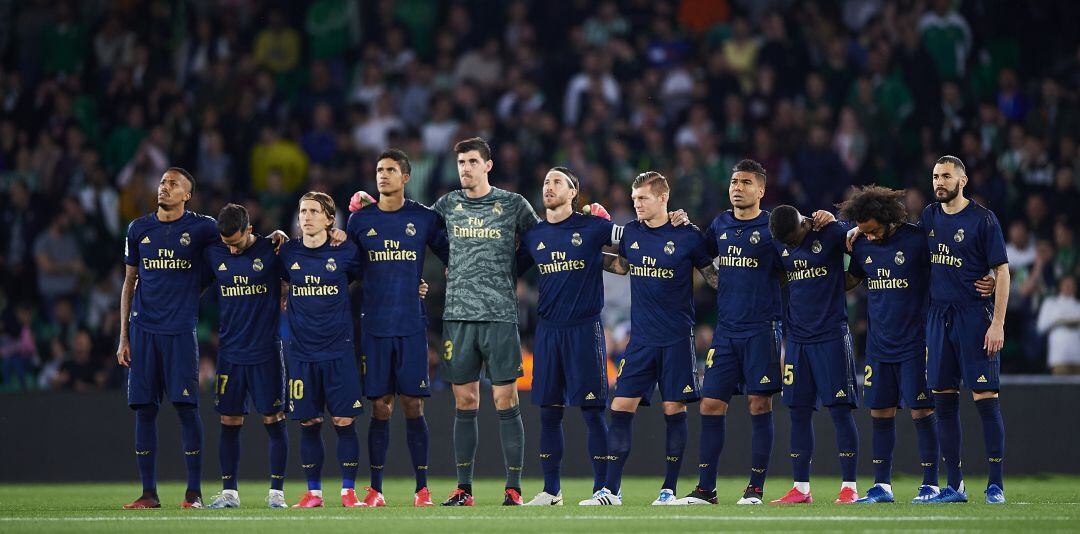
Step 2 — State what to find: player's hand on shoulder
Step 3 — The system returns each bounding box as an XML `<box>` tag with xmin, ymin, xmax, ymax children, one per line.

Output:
<box><xmin>582</xmin><ymin>203</ymin><xmax>611</xmax><ymax>221</ymax></box>
<box><xmin>329</xmin><ymin>228</ymin><xmax>347</xmax><ymax>247</ymax></box>
<box><xmin>269</xmin><ymin>230</ymin><xmax>290</xmax><ymax>253</ymax></box>
<box><xmin>669</xmin><ymin>209</ymin><xmax>689</xmax><ymax>226</ymax></box>
<box><xmin>349</xmin><ymin>191</ymin><xmax>376</xmax><ymax>212</ymax></box>
<box><xmin>116</xmin><ymin>338</ymin><xmax>131</xmax><ymax>367</ymax></box>
<box><xmin>974</xmin><ymin>273</ymin><xmax>996</xmax><ymax>297</ymax></box>
<box><xmin>810</xmin><ymin>210</ymin><xmax>836</xmax><ymax>230</ymax></box>
<box><xmin>845</xmin><ymin>226</ymin><xmax>862</xmax><ymax>251</ymax></box>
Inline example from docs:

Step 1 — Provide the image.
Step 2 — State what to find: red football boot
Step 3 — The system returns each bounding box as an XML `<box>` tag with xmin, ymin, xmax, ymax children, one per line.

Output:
<box><xmin>414</xmin><ymin>487</ymin><xmax>434</xmax><ymax>507</ymax></box>
<box><xmin>834</xmin><ymin>487</ymin><xmax>859</xmax><ymax>504</ymax></box>
<box><xmin>341</xmin><ymin>488</ymin><xmax>365</xmax><ymax>507</ymax></box>
<box><xmin>362</xmin><ymin>487</ymin><xmax>386</xmax><ymax>507</ymax></box>
<box><xmin>770</xmin><ymin>487</ymin><xmax>813</xmax><ymax>504</ymax></box>
<box><xmin>122</xmin><ymin>495</ymin><xmax>161</xmax><ymax>509</ymax></box>
<box><xmin>292</xmin><ymin>491</ymin><xmax>325</xmax><ymax>508</ymax></box>
<box><xmin>441</xmin><ymin>488</ymin><xmax>475</xmax><ymax>506</ymax></box>
<box><xmin>503</xmin><ymin>488</ymin><xmax>523</xmax><ymax>506</ymax></box>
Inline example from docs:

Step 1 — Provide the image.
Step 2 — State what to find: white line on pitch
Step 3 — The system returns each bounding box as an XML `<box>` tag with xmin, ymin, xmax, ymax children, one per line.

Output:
<box><xmin>0</xmin><ymin>515</ymin><xmax>1076</xmax><ymax>522</ymax></box>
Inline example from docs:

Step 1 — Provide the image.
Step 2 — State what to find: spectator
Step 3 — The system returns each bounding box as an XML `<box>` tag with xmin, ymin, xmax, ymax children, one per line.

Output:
<box><xmin>917</xmin><ymin>0</ymin><xmax>971</xmax><ymax>79</ymax></box>
<box><xmin>1</xmin><ymin>303</ymin><xmax>38</xmax><ymax>391</ymax></box>
<box><xmin>33</xmin><ymin>213</ymin><xmax>84</xmax><ymax>317</ymax></box>
<box><xmin>1037</xmin><ymin>275</ymin><xmax>1080</xmax><ymax>375</ymax></box>
<box><xmin>254</xmin><ymin>9</ymin><xmax>301</xmax><ymax>74</ymax></box>
<box><xmin>51</xmin><ymin>330</ymin><xmax>101</xmax><ymax>392</ymax></box>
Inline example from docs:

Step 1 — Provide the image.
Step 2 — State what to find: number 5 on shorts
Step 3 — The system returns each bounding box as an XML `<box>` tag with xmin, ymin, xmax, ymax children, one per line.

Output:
<box><xmin>783</xmin><ymin>364</ymin><xmax>794</xmax><ymax>385</ymax></box>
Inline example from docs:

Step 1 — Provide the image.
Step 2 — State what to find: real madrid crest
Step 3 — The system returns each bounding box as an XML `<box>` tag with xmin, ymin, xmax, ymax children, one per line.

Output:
<box><xmin>571</xmin><ymin>232</ymin><xmax>582</xmax><ymax>246</ymax></box>
<box><xmin>180</xmin><ymin>232</ymin><xmax>191</xmax><ymax>246</ymax></box>
<box><xmin>953</xmin><ymin>228</ymin><xmax>965</xmax><ymax>243</ymax></box>
<box><xmin>253</xmin><ymin>258</ymin><xmax>264</xmax><ymax>271</ymax></box>
<box><xmin>811</xmin><ymin>240</ymin><xmax>822</xmax><ymax>254</ymax></box>
<box><xmin>664</xmin><ymin>241</ymin><xmax>675</xmax><ymax>255</ymax></box>
<box><xmin>405</xmin><ymin>222</ymin><xmax>416</xmax><ymax>236</ymax></box>
<box><xmin>750</xmin><ymin>230</ymin><xmax>761</xmax><ymax>244</ymax></box>
<box><xmin>325</xmin><ymin>257</ymin><xmax>337</xmax><ymax>271</ymax></box>
<box><xmin>894</xmin><ymin>251</ymin><xmax>905</xmax><ymax>265</ymax></box>
<box><xmin>493</xmin><ymin>201</ymin><xmax>503</xmax><ymax>215</ymax></box>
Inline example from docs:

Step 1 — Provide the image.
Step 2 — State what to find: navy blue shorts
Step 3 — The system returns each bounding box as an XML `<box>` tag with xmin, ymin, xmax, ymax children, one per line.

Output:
<box><xmin>532</xmin><ymin>317</ymin><xmax>609</xmax><ymax>407</ymax></box>
<box><xmin>215</xmin><ymin>352</ymin><xmax>288</xmax><ymax>415</ymax></box>
<box><xmin>287</xmin><ymin>355</ymin><xmax>364</xmax><ymax>420</ymax></box>
<box><xmin>361</xmin><ymin>330</ymin><xmax>431</xmax><ymax>399</ymax></box>
<box><xmin>702</xmin><ymin>325</ymin><xmax>783</xmax><ymax>402</ymax></box>
<box><xmin>863</xmin><ymin>354</ymin><xmax>933</xmax><ymax>410</ymax></box>
<box><xmin>613</xmin><ymin>336</ymin><xmax>700</xmax><ymax>405</ymax></box>
<box><xmin>926</xmin><ymin>304</ymin><xmax>1001</xmax><ymax>391</ymax></box>
<box><xmin>782</xmin><ymin>333</ymin><xmax>859</xmax><ymax>409</ymax></box>
<box><xmin>127</xmin><ymin>324</ymin><xmax>200</xmax><ymax>407</ymax></box>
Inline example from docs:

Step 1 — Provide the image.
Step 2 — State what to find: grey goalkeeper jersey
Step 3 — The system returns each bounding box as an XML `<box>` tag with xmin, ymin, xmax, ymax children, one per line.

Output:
<box><xmin>433</xmin><ymin>186</ymin><xmax>539</xmax><ymax>323</ymax></box>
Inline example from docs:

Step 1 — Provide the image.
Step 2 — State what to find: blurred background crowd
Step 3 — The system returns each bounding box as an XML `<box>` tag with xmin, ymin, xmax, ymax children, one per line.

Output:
<box><xmin>1</xmin><ymin>0</ymin><xmax>1079</xmax><ymax>393</ymax></box>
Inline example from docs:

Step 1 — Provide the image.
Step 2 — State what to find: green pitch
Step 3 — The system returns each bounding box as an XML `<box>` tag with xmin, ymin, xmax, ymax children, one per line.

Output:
<box><xmin>2</xmin><ymin>476</ymin><xmax>1078</xmax><ymax>533</ymax></box>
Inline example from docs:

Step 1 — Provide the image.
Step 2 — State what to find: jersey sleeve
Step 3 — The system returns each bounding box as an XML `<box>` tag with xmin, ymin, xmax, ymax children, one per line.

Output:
<box><xmin>427</xmin><ymin>211</ymin><xmax>451</xmax><ymax>264</ymax></box>
<box><xmin>516</xmin><ymin>195</ymin><xmax>540</xmax><ymax>233</ymax></box>
<box><xmin>432</xmin><ymin>193</ymin><xmax>450</xmax><ymax>217</ymax></box>
<box><xmin>345</xmin><ymin>211</ymin><xmax>363</xmax><ymax>249</ymax></box>
<box><xmin>515</xmin><ymin>241</ymin><xmax>535</xmax><ymax>276</ymax></box>
<box><xmin>123</xmin><ymin>220</ymin><xmax>139</xmax><ymax>266</ymax></box>
<box><xmin>983</xmin><ymin>210</ymin><xmax>1009</xmax><ymax>267</ymax></box>
<box><xmin>847</xmin><ymin>242</ymin><xmax>866</xmax><ymax>279</ymax></box>
<box><xmin>198</xmin><ymin>216</ymin><xmax>219</xmax><ymax>249</ymax></box>
<box><xmin>701</xmin><ymin>218</ymin><xmax>719</xmax><ymax>258</ymax></box>
<box><xmin>689</xmin><ymin>230</ymin><xmax>714</xmax><ymax>269</ymax></box>
<box><xmin>917</xmin><ymin>204</ymin><xmax>933</xmax><ymax>229</ymax></box>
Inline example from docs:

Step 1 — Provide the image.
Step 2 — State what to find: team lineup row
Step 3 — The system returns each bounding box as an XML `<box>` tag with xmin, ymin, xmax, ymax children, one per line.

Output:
<box><xmin>115</xmin><ymin>136</ymin><xmax>1009</xmax><ymax>509</ymax></box>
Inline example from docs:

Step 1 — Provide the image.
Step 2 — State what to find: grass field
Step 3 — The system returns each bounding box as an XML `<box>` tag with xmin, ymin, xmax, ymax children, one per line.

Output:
<box><xmin>2</xmin><ymin>476</ymin><xmax>1078</xmax><ymax>532</ymax></box>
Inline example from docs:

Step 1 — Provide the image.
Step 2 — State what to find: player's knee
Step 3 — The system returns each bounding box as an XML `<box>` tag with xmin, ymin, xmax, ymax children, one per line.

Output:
<box><xmin>910</xmin><ymin>408</ymin><xmax>934</xmax><ymax>420</ymax></box>
<box><xmin>262</xmin><ymin>412</ymin><xmax>285</xmax><ymax>425</ymax></box>
<box><xmin>452</xmin><ymin>384</ymin><xmax>480</xmax><ymax>410</ymax></box>
<box><xmin>748</xmin><ymin>395</ymin><xmax>773</xmax><ymax>415</ymax></box>
<box><xmin>332</xmin><ymin>416</ymin><xmax>354</xmax><ymax>426</ymax></box>
<box><xmin>492</xmin><ymin>384</ymin><xmax>519</xmax><ymax>410</ymax></box>
<box><xmin>301</xmin><ymin>417</ymin><xmax>324</xmax><ymax>426</ymax></box>
<box><xmin>400</xmin><ymin>395</ymin><xmax>424</xmax><ymax>418</ymax></box>
<box><xmin>662</xmin><ymin>401</ymin><xmax>687</xmax><ymax>416</ymax></box>
<box><xmin>870</xmin><ymin>408</ymin><xmax>897</xmax><ymax>419</ymax></box>
<box><xmin>372</xmin><ymin>395</ymin><xmax>394</xmax><ymax>420</ymax></box>
<box><xmin>699</xmin><ymin>397</ymin><xmax>729</xmax><ymax>416</ymax></box>
<box><xmin>972</xmin><ymin>390</ymin><xmax>999</xmax><ymax>401</ymax></box>
<box><xmin>610</xmin><ymin>397</ymin><xmax>640</xmax><ymax>413</ymax></box>
<box><xmin>221</xmin><ymin>415</ymin><xmax>245</xmax><ymax>425</ymax></box>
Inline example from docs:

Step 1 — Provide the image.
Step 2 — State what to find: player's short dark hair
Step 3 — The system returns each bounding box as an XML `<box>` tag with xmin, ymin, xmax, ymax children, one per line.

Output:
<box><xmin>548</xmin><ymin>166</ymin><xmax>581</xmax><ymax>210</ymax></box>
<box><xmin>299</xmin><ymin>191</ymin><xmax>337</xmax><ymax>222</ymax></box>
<box><xmin>378</xmin><ymin>148</ymin><xmax>411</xmax><ymax>175</ymax></box>
<box><xmin>769</xmin><ymin>205</ymin><xmax>802</xmax><ymax>243</ymax></box>
<box><xmin>836</xmin><ymin>185</ymin><xmax>908</xmax><ymax>227</ymax></box>
<box><xmin>165</xmin><ymin>167</ymin><xmax>197</xmax><ymax>192</ymax></box>
<box><xmin>632</xmin><ymin>171</ymin><xmax>670</xmax><ymax>197</ymax></box>
<box><xmin>217</xmin><ymin>203</ymin><xmax>249</xmax><ymax>236</ymax></box>
<box><xmin>936</xmin><ymin>155</ymin><xmax>967</xmax><ymax>175</ymax></box>
<box><xmin>732</xmin><ymin>158</ymin><xmax>767</xmax><ymax>182</ymax></box>
<box><xmin>454</xmin><ymin>136</ymin><xmax>492</xmax><ymax>161</ymax></box>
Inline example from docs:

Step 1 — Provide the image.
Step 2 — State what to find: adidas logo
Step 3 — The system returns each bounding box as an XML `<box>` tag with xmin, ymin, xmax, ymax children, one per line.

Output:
<box><xmin>782</xmin><ymin>249</ymin><xmax>789</xmax><ymax>256</ymax></box>
<box><xmin>719</xmin><ymin>232</ymin><xmax>728</xmax><ymax>240</ymax></box>
<box><xmin>929</xmin><ymin>230</ymin><xmax>935</xmax><ymax>237</ymax></box>
<box><xmin>140</xmin><ymin>236</ymin><xmax>151</xmax><ymax>244</ymax></box>
<box><xmin>291</xmin><ymin>262</ymin><xmax>301</xmax><ymax>270</ymax></box>
<box><xmin>977</xmin><ymin>375</ymin><xmax>988</xmax><ymax>383</ymax></box>
<box><xmin>367</xmin><ymin>228</ymin><xmax>377</xmax><ymax>236</ymax></box>
<box><xmin>759</xmin><ymin>376</ymin><xmax>771</xmax><ymax>384</ymax></box>
<box><xmin>454</xmin><ymin>203</ymin><xmax>464</xmax><ymax>211</ymax></box>
<box><xmin>835</xmin><ymin>389</ymin><xmax>847</xmax><ymax>398</ymax></box>
<box><xmin>218</xmin><ymin>263</ymin><xmax>227</xmax><ymax>271</ymax></box>
<box><xmin>585</xmin><ymin>392</ymin><xmax>596</xmax><ymax>400</ymax></box>
<box><xmin>537</xmin><ymin>242</ymin><xmax>546</xmax><ymax>250</ymax></box>
<box><xmin>865</xmin><ymin>256</ymin><xmax>873</xmax><ymax>264</ymax></box>
<box><xmin>917</xmin><ymin>392</ymin><xmax>928</xmax><ymax>400</ymax></box>
<box><xmin>273</xmin><ymin>399</ymin><xmax>283</xmax><ymax>406</ymax></box>
<box><xmin>682</xmin><ymin>385</ymin><xmax>693</xmax><ymax>394</ymax></box>
<box><xmin>352</xmin><ymin>400</ymin><xmax>362</xmax><ymax>408</ymax></box>
<box><xmin>182</xmin><ymin>388</ymin><xmax>190</xmax><ymax>396</ymax></box>
<box><xmin>630</xmin><ymin>241</ymin><xmax>639</xmax><ymax>250</ymax></box>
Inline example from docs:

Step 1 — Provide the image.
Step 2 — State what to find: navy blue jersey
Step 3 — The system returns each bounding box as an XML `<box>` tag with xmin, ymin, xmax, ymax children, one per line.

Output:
<box><xmin>278</xmin><ymin>239</ymin><xmax>362</xmax><ymax>361</ymax></box>
<box><xmin>776</xmin><ymin>223</ymin><xmax>848</xmax><ymax>343</ymax></box>
<box><xmin>346</xmin><ymin>200</ymin><xmax>450</xmax><ymax>337</ymax></box>
<box><xmin>124</xmin><ymin>211</ymin><xmax>218</xmax><ymax>334</ymax></box>
<box><xmin>204</xmin><ymin>236</ymin><xmax>283</xmax><ymax>365</ymax></box>
<box><xmin>702</xmin><ymin>210</ymin><xmax>783</xmax><ymax>338</ymax></box>
<box><xmin>521</xmin><ymin>213</ymin><xmax>618</xmax><ymax>324</ymax></box>
<box><xmin>921</xmin><ymin>201</ymin><xmax>1008</xmax><ymax>307</ymax></box>
<box><xmin>848</xmin><ymin>223</ymin><xmax>930</xmax><ymax>362</ymax></box>
<box><xmin>619</xmin><ymin>221</ymin><xmax>713</xmax><ymax>346</ymax></box>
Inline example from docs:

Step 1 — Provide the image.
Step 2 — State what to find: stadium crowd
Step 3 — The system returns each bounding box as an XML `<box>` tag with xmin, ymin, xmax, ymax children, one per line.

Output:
<box><xmin>1</xmin><ymin>0</ymin><xmax>1078</xmax><ymax>392</ymax></box>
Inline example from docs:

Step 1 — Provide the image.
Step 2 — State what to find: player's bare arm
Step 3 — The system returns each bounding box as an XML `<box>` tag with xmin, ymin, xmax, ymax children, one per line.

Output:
<box><xmin>985</xmin><ymin>263</ymin><xmax>1010</xmax><ymax>355</ymax></box>
<box><xmin>844</xmin><ymin>272</ymin><xmax>863</xmax><ymax>291</ymax></box>
<box><xmin>116</xmin><ymin>264</ymin><xmax>138</xmax><ymax>367</ymax></box>
<box><xmin>698</xmin><ymin>262</ymin><xmax>719</xmax><ymax>290</ymax></box>
<box><xmin>603</xmin><ymin>252</ymin><xmax>629</xmax><ymax>275</ymax></box>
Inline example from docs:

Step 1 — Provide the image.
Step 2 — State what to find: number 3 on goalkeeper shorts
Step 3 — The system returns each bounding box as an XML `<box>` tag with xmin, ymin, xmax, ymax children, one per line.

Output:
<box><xmin>783</xmin><ymin>364</ymin><xmax>794</xmax><ymax>385</ymax></box>
<box><xmin>289</xmin><ymin>379</ymin><xmax>304</xmax><ymax>400</ymax></box>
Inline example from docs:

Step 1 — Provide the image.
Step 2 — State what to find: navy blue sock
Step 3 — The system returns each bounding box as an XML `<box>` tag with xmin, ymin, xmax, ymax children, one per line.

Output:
<box><xmin>913</xmin><ymin>413</ymin><xmax>939</xmax><ymax>487</ymax></box>
<box><xmin>335</xmin><ymin>422</ymin><xmax>360</xmax><ymax>490</ymax></box>
<box><xmin>789</xmin><ymin>407</ymin><xmax>814</xmax><ymax>483</ymax></box>
<box><xmin>219</xmin><ymin>424</ymin><xmax>242</xmax><ymax>491</ymax></box>
<box><xmin>871</xmin><ymin>417</ymin><xmax>895</xmax><ymax>485</ymax></box>
<box><xmin>605</xmin><ymin>410</ymin><xmax>634</xmax><ymax>494</ymax></box>
<box><xmin>264</xmin><ymin>420</ymin><xmax>288</xmax><ymax>491</ymax></box>
<box><xmin>175</xmin><ymin>404</ymin><xmax>203</xmax><ymax>493</ymax></box>
<box><xmin>749</xmin><ymin>411</ymin><xmax>773</xmax><ymax>489</ymax></box>
<box><xmin>697</xmin><ymin>414</ymin><xmax>725</xmax><ymax>491</ymax></box>
<box><xmin>663</xmin><ymin>412</ymin><xmax>688</xmax><ymax>492</ymax></box>
<box><xmin>134</xmin><ymin>405</ymin><xmax>159</xmax><ymax>494</ymax></box>
<box><xmin>975</xmin><ymin>398</ymin><xmax>1005</xmax><ymax>488</ymax></box>
<box><xmin>367</xmin><ymin>418</ymin><xmax>390</xmax><ymax>492</ymax></box>
<box><xmin>539</xmin><ymin>406</ymin><xmax>565</xmax><ymax>495</ymax></box>
<box><xmin>406</xmin><ymin>416</ymin><xmax>429</xmax><ymax>492</ymax></box>
<box><xmin>581</xmin><ymin>407</ymin><xmax>608</xmax><ymax>493</ymax></box>
<box><xmin>300</xmin><ymin>423</ymin><xmax>324</xmax><ymax>491</ymax></box>
<box><xmin>830</xmin><ymin>405</ymin><xmax>858</xmax><ymax>482</ymax></box>
<box><xmin>934</xmin><ymin>392</ymin><xmax>963</xmax><ymax>490</ymax></box>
